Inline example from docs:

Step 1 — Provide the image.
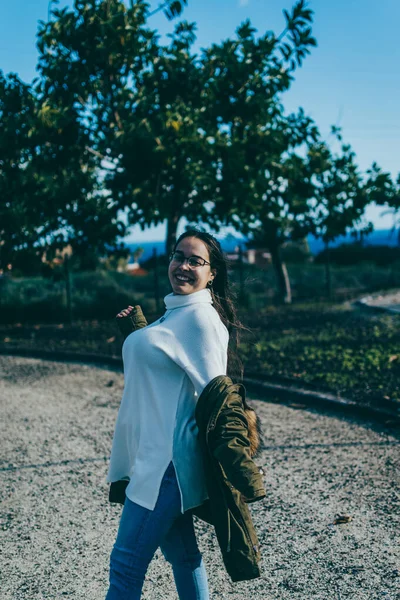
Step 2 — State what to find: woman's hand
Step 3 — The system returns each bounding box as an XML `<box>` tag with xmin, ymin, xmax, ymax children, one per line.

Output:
<box><xmin>116</xmin><ymin>306</ymin><xmax>134</xmax><ymax>319</ymax></box>
<box><xmin>115</xmin><ymin>305</ymin><xmax>147</xmax><ymax>340</ymax></box>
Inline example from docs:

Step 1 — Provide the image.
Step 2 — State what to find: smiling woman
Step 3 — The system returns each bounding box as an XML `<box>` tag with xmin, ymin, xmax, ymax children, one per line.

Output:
<box><xmin>106</xmin><ymin>227</ymin><xmax>265</xmax><ymax>599</ymax></box>
<box><xmin>168</xmin><ymin>236</ymin><xmax>215</xmax><ymax>295</ymax></box>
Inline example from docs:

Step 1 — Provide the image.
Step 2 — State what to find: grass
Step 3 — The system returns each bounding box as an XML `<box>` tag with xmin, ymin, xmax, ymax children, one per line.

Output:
<box><xmin>239</xmin><ymin>303</ymin><xmax>400</xmax><ymax>408</ymax></box>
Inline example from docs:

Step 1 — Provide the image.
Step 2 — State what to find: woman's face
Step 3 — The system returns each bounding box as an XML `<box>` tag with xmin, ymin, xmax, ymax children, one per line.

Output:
<box><xmin>168</xmin><ymin>236</ymin><xmax>216</xmax><ymax>295</ymax></box>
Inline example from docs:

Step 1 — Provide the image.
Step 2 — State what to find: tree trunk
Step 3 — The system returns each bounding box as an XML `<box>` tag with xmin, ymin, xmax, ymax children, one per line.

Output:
<box><xmin>238</xmin><ymin>244</ymin><xmax>248</xmax><ymax>307</ymax></box>
<box><xmin>165</xmin><ymin>213</ymin><xmax>180</xmax><ymax>256</ymax></box>
<box><xmin>269</xmin><ymin>244</ymin><xmax>292</xmax><ymax>304</ymax></box>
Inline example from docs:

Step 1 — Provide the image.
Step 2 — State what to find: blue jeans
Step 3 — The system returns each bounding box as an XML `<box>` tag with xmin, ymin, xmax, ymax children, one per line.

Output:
<box><xmin>106</xmin><ymin>461</ymin><xmax>209</xmax><ymax>599</ymax></box>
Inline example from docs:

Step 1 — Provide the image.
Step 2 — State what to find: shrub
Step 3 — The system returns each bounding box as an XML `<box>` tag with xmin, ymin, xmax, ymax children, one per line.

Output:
<box><xmin>0</xmin><ymin>271</ymin><xmax>156</xmax><ymax>323</ymax></box>
<box><xmin>315</xmin><ymin>243</ymin><xmax>400</xmax><ymax>266</ymax></box>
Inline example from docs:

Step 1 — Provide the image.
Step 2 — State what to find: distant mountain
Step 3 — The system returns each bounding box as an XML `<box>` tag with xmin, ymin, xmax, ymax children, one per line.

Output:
<box><xmin>123</xmin><ymin>228</ymin><xmax>399</xmax><ymax>263</ymax></box>
<box><xmin>307</xmin><ymin>228</ymin><xmax>399</xmax><ymax>255</ymax></box>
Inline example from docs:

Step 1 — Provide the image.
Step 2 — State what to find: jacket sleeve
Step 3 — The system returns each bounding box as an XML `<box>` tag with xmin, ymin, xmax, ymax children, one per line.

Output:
<box><xmin>208</xmin><ymin>390</ymin><xmax>266</xmax><ymax>502</ymax></box>
<box><xmin>116</xmin><ymin>305</ymin><xmax>148</xmax><ymax>340</ymax></box>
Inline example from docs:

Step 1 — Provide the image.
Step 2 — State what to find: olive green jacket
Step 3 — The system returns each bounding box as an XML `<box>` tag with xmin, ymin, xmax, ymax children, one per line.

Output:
<box><xmin>113</xmin><ymin>306</ymin><xmax>266</xmax><ymax>582</ymax></box>
<box><xmin>191</xmin><ymin>375</ymin><xmax>266</xmax><ymax>582</ymax></box>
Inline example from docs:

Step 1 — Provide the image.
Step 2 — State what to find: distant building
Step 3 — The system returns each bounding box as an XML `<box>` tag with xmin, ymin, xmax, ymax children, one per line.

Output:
<box><xmin>244</xmin><ymin>248</ymin><xmax>272</xmax><ymax>267</ymax></box>
<box><xmin>225</xmin><ymin>246</ymin><xmax>272</xmax><ymax>268</ymax></box>
<box><xmin>125</xmin><ymin>261</ymin><xmax>148</xmax><ymax>276</ymax></box>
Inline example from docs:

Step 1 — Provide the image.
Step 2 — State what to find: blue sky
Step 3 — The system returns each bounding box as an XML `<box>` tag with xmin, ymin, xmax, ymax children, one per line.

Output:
<box><xmin>1</xmin><ymin>0</ymin><xmax>399</xmax><ymax>241</ymax></box>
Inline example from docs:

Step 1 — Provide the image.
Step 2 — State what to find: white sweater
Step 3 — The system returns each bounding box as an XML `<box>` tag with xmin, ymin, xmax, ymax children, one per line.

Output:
<box><xmin>106</xmin><ymin>288</ymin><xmax>229</xmax><ymax>512</ymax></box>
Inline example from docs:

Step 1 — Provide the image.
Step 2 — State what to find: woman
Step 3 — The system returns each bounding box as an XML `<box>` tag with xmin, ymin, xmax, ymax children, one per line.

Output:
<box><xmin>105</xmin><ymin>228</ymin><xmax>262</xmax><ymax>599</ymax></box>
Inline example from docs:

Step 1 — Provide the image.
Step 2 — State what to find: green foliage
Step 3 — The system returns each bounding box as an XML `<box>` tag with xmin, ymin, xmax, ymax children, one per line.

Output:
<box><xmin>0</xmin><ymin>72</ymin><xmax>49</xmax><ymax>271</ymax></box>
<box><xmin>33</xmin><ymin>0</ymin><xmax>321</xmax><ymax>260</ymax></box>
<box><xmin>196</xmin><ymin>2</ymin><xmax>320</xmax><ymax>237</ymax></box>
<box><xmin>304</xmin><ymin>137</ymin><xmax>373</xmax><ymax>244</ymax></box>
<box><xmin>0</xmin><ymin>65</ymin><xmax>125</xmax><ymax>272</ymax></box>
<box><xmin>162</xmin><ymin>0</ymin><xmax>188</xmax><ymax>20</ymax></box>
<box><xmin>0</xmin><ymin>271</ymin><xmax>155</xmax><ymax>323</ymax></box>
<box><xmin>0</xmin><ymin>276</ymin><xmax>65</xmax><ymax>323</ymax></box>
<box><xmin>364</xmin><ymin>163</ymin><xmax>400</xmax><ymax>236</ymax></box>
<box><xmin>365</xmin><ymin>163</ymin><xmax>400</xmax><ymax>210</ymax></box>
<box><xmin>240</xmin><ymin>305</ymin><xmax>400</xmax><ymax>404</ymax></box>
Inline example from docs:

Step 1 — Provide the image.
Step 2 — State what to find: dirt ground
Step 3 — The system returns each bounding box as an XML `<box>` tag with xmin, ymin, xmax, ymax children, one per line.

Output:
<box><xmin>0</xmin><ymin>355</ymin><xmax>399</xmax><ymax>600</ymax></box>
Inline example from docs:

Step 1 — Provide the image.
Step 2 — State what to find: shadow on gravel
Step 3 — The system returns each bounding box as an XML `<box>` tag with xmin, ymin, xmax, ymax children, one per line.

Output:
<box><xmin>2</xmin><ymin>439</ymin><xmax>398</xmax><ymax>474</ymax></box>
<box><xmin>262</xmin><ymin>440</ymin><xmax>400</xmax><ymax>451</ymax></box>
<box><xmin>0</xmin><ymin>456</ymin><xmax>108</xmax><ymax>472</ymax></box>
<box><xmin>255</xmin><ymin>393</ymin><xmax>400</xmax><ymax>442</ymax></box>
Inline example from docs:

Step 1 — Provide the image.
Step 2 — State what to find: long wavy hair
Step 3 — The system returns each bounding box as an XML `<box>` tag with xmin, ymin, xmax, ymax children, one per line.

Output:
<box><xmin>172</xmin><ymin>228</ymin><xmax>248</xmax><ymax>382</ymax></box>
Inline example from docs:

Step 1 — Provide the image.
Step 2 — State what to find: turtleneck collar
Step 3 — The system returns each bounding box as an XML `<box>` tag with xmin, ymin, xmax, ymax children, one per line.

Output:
<box><xmin>164</xmin><ymin>288</ymin><xmax>213</xmax><ymax>310</ymax></box>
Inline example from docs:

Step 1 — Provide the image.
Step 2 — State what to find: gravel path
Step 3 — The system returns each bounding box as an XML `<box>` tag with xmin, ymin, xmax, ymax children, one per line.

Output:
<box><xmin>358</xmin><ymin>291</ymin><xmax>400</xmax><ymax>313</ymax></box>
<box><xmin>367</xmin><ymin>291</ymin><xmax>400</xmax><ymax>307</ymax></box>
<box><xmin>0</xmin><ymin>355</ymin><xmax>399</xmax><ymax>600</ymax></box>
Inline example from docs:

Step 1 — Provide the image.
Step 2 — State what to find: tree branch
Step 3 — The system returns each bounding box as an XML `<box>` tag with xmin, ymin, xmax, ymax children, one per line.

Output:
<box><xmin>85</xmin><ymin>146</ymin><xmax>117</xmax><ymax>170</ymax></box>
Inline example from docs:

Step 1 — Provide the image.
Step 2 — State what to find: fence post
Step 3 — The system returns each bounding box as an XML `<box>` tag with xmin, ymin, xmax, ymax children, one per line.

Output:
<box><xmin>238</xmin><ymin>245</ymin><xmax>247</xmax><ymax>306</ymax></box>
<box><xmin>64</xmin><ymin>254</ymin><xmax>73</xmax><ymax>324</ymax></box>
<box><xmin>153</xmin><ymin>247</ymin><xmax>161</xmax><ymax>313</ymax></box>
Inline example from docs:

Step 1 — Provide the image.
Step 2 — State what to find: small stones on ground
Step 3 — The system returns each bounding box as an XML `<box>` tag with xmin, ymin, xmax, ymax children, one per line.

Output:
<box><xmin>0</xmin><ymin>355</ymin><xmax>399</xmax><ymax>600</ymax></box>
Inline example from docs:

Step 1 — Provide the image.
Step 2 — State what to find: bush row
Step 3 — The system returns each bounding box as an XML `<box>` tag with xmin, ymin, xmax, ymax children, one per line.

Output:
<box><xmin>0</xmin><ymin>271</ymin><xmax>159</xmax><ymax>324</ymax></box>
<box><xmin>1</xmin><ymin>261</ymin><xmax>399</xmax><ymax>324</ymax></box>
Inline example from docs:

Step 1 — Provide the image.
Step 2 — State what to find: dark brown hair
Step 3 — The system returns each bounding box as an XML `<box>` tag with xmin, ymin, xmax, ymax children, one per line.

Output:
<box><xmin>173</xmin><ymin>228</ymin><xmax>247</xmax><ymax>382</ymax></box>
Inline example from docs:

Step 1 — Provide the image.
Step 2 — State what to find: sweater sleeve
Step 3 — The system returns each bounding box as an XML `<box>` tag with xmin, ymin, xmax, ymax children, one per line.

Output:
<box><xmin>171</xmin><ymin>307</ymin><xmax>229</xmax><ymax>397</ymax></box>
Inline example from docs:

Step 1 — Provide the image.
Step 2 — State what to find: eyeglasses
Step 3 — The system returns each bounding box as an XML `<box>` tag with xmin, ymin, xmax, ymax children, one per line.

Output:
<box><xmin>169</xmin><ymin>251</ymin><xmax>210</xmax><ymax>269</ymax></box>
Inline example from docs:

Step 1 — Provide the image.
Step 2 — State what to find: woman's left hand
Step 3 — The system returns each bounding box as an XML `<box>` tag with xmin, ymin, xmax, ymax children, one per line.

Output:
<box><xmin>116</xmin><ymin>306</ymin><xmax>134</xmax><ymax>319</ymax></box>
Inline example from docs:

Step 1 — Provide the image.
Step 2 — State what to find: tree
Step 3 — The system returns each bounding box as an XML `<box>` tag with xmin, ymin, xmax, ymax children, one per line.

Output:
<box><xmin>33</xmin><ymin>0</ymin><xmax>374</xmax><ymax>305</ymax></box>
<box><xmin>37</xmin><ymin>1</ymin><xmax>207</xmax><ymax>256</ymax></box>
<box><xmin>183</xmin><ymin>3</ymin><xmax>319</xmax><ymax>303</ymax></box>
<box><xmin>104</xmin><ymin>20</ymin><xmax>218</xmax><ymax>255</ymax></box>
<box><xmin>36</xmin><ymin>0</ymin><xmax>322</xmax><ymax>264</ymax></box>
<box><xmin>0</xmin><ymin>73</ymin><xmax>126</xmax><ymax>274</ymax></box>
<box><xmin>0</xmin><ymin>72</ymin><xmax>54</xmax><ymax>272</ymax></box>
<box><xmin>183</xmin><ymin>5</ymin><xmax>373</xmax><ymax>305</ymax></box>
<box><xmin>1</xmin><ymin>0</ymin><xmax>191</xmax><ymax>273</ymax></box>
<box><xmin>303</xmin><ymin>137</ymin><xmax>372</xmax><ymax>299</ymax></box>
<box><xmin>364</xmin><ymin>163</ymin><xmax>400</xmax><ymax>243</ymax></box>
